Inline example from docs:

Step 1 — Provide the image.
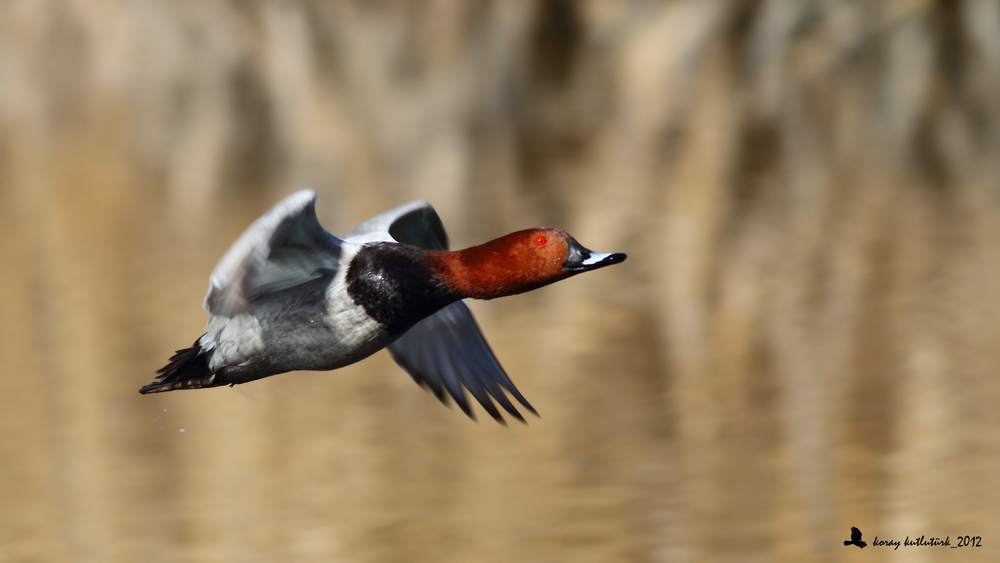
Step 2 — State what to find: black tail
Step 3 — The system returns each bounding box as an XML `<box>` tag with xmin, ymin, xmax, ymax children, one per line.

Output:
<box><xmin>139</xmin><ymin>337</ymin><xmax>217</xmax><ymax>393</ymax></box>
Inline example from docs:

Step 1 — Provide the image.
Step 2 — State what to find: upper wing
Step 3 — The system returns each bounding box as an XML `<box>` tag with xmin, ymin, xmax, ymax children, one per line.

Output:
<box><xmin>357</xmin><ymin>200</ymin><xmax>536</xmax><ymax>423</ymax></box>
<box><xmin>204</xmin><ymin>190</ymin><xmax>342</xmax><ymax>318</ymax></box>
<box><xmin>343</xmin><ymin>199</ymin><xmax>448</xmax><ymax>249</ymax></box>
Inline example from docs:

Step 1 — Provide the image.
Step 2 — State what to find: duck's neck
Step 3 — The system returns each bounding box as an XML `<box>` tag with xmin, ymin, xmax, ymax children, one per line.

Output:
<box><xmin>430</xmin><ymin>234</ymin><xmax>562</xmax><ymax>300</ymax></box>
<box><xmin>346</xmin><ymin>235</ymin><xmax>561</xmax><ymax>334</ymax></box>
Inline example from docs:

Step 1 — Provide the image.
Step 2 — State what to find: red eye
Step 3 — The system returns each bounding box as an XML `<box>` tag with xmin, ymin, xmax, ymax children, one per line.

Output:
<box><xmin>535</xmin><ymin>236</ymin><xmax>547</xmax><ymax>246</ymax></box>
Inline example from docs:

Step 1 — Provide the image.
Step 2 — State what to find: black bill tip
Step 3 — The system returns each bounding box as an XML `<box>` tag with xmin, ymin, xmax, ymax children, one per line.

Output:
<box><xmin>563</xmin><ymin>239</ymin><xmax>627</xmax><ymax>273</ymax></box>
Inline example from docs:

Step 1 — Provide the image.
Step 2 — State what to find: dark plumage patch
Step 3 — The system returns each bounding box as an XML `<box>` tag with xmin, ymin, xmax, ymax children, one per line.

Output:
<box><xmin>387</xmin><ymin>300</ymin><xmax>537</xmax><ymax>424</ymax></box>
<box><xmin>140</xmin><ymin>338</ymin><xmax>215</xmax><ymax>393</ymax></box>
<box><xmin>388</xmin><ymin>207</ymin><xmax>449</xmax><ymax>250</ymax></box>
<box><xmin>346</xmin><ymin>243</ymin><xmax>456</xmax><ymax>334</ymax></box>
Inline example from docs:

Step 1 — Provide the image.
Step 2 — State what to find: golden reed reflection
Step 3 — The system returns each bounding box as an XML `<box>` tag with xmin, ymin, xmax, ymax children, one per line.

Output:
<box><xmin>1</xmin><ymin>2</ymin><xmax>998</xmax><ymax>562</ymax></box>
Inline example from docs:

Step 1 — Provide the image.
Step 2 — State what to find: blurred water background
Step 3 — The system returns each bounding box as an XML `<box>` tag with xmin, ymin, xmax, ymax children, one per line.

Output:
<box><xmin>2</xmin><ymin>1</ymin><xmax>1000</xmax><ymax>562</ymax></box>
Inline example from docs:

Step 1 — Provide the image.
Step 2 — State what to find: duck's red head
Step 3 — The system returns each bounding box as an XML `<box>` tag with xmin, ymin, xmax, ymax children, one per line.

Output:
<box><xmin>435</xmin><ymin>228</ymin><xmax>627</xmax><ymax>300</ymax></box>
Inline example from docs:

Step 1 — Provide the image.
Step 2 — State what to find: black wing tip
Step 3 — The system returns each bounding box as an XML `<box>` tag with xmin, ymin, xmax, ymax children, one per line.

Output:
<box><xmin>138</xmin><ymin>382</ymin><xmax>169</xmax><ymax>394</ymax></box>
<box><xmin>454</xmin><ymin>394</ymin><xmax>476</xmax><ymax>420</ymax></box>
<box><xmin>435</xmin><ymin>381</ymin><xmax>532</xmax><ymax>426</ymax></box>
<box><xmin>477</xmin><ymin>398</ymin><xmax>505</xmax><ymax>425</ymax></box>
<box><xmin>140</xmin><ymin>337</ymin><xmax>215</xmax><ymax>394</ymax></box>
<box><xmin>484</xmin><ymin>398</ymin><xmax>539</xmax><ymax>425</ymax></box>
<box><xmin>399</xmin><ymin>368</ymin><xmax>536</xmax><ymax>426</ymax></box>
<box><xmin>400</xmin><ymin>359</ymin><xmax>541</xmax><ymax>426</ymax></box>
<box><xmin>494</xmin><ymin>385</ymin><xmax>537</xmax><ymax>421</ymax></box>
<box><xmin>138</xmin><ymin>386</ymin><xmax>155</xmax><ymax>394</ymax></box>
<box><xmin>388</xmin><ymin>301</ymin><xmax>541</xmax><ymax>425</ymax></box>
<box><xmin>401</xmin><ymin>364</ymin><xmax>520</xmax><ymax>426</ymax></box>
<box><xmin>515</xmin><ymin>398</ymin><xmax>539</xmax><ymax>419</ymax></box>
<box><xmin>507</xmin><ymin>400</ymin><xmax>539</xmax><ymax>424</ymax></box>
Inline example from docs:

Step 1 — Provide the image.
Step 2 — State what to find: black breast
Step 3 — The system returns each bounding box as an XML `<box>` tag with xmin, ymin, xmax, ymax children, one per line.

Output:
<box><xmin>346</xmin><ymin>243</ymin><xmax>456</xmax><ymax>334</ymax></box>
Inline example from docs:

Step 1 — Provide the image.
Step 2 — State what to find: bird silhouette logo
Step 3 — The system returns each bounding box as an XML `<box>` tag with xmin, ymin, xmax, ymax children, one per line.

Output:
<box><xmin>844</xmin><ymin>527</ymin><xmax>867</xmax><ymax>548</ymax></box>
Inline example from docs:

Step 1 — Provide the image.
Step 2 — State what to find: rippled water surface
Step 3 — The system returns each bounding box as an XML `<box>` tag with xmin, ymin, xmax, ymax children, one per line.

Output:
<box><xmin>2</xmin><ymin>2</ymin><xmax>1000</xmax><ymax>562</ymax></box>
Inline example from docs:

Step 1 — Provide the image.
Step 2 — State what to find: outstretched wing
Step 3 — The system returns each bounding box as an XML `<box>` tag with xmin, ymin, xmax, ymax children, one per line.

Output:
<box><xmin>204</xmin><ymin>190</ymin><xmax>342</xmax><ymax>318</ymax></box>
<box><xmin>350</xmin><ymin>200</ymin><xmax>536</xmax><ymax>423</ymax></box>
<box><xmin>389</xmin><ymin>301</ymin><xmax>537</xmax><ymax>424</ymax></box>
<box><xmin>343</xmin><ymin>199</ymin><xmax>448</xmax><ymax>248</ymax></box>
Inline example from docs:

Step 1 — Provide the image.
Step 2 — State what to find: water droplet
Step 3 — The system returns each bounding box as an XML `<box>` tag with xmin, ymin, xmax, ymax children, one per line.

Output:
<box><xmin>179</xmin><ymin>427</ymin><xmax>185</xmax><ymax>433</ymax></box>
